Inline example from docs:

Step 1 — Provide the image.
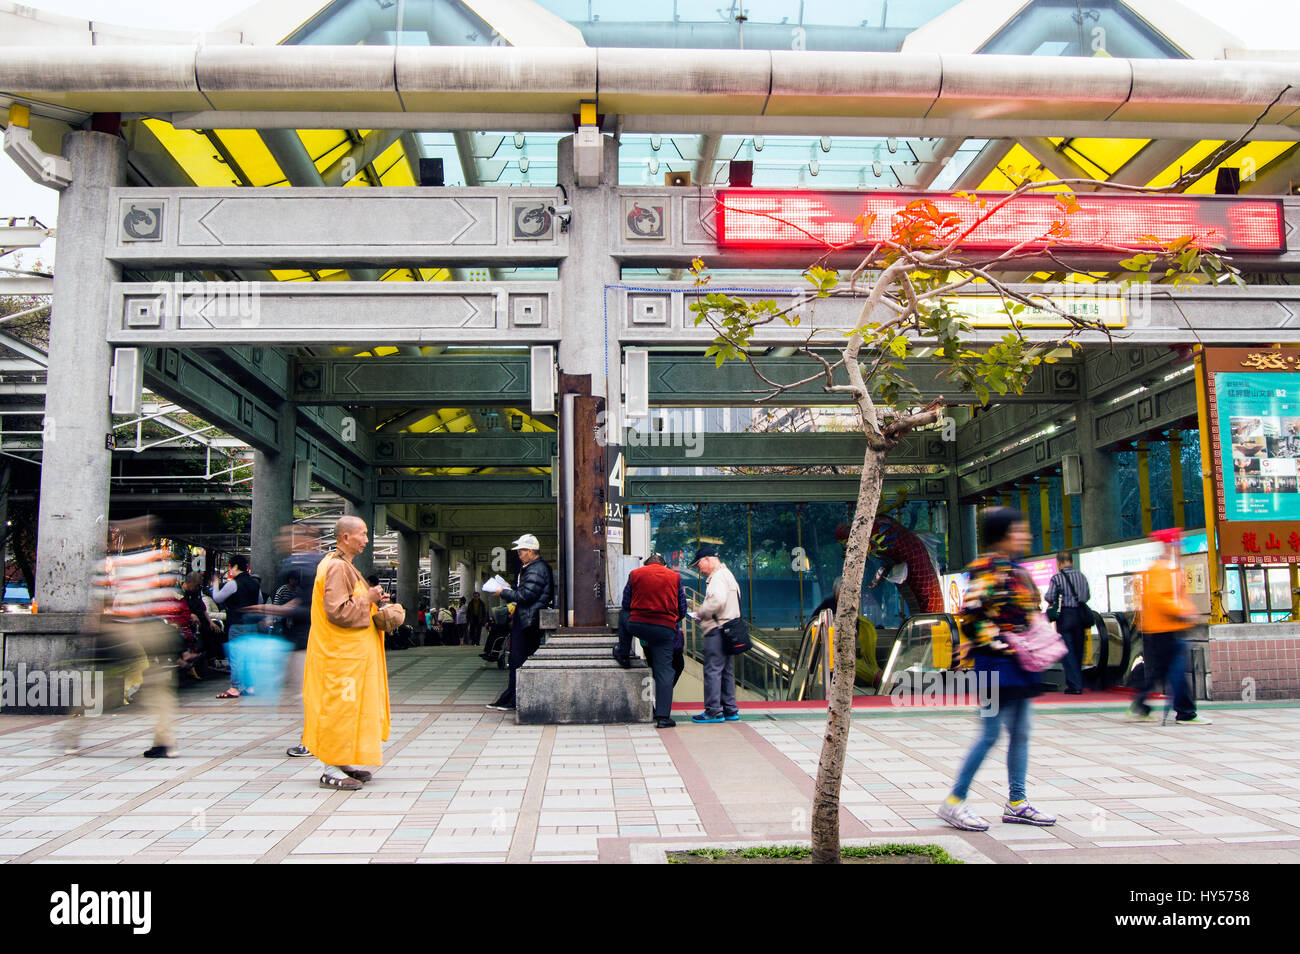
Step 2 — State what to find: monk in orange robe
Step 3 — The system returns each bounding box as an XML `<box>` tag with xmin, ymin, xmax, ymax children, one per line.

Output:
<box><xmin>301</xmin><ymin>515</ymin><xmax>404</xmax><ymax>790</ymax></box>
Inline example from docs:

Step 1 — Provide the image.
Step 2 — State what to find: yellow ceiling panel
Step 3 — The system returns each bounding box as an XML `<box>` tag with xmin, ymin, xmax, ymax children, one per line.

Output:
<box><xmin>142</xmin><ymin>119</ymin><xmax>242</xmax><ymax>187</ymax></box>
<box><xmin>1183</xmin><ymin>141</ymin><xmax>1295</xmax><ymax>194</ymax></box>
<box><xmin>376</xmin><ymin>139</ymin><xmax>415</xmax><ymax>187</ymax></box>
<box><xmin>295</xmin><ymin>130</ymin><xmax>350</xmax><ymax>171</ymax></box>
<box><xmin>1060</xmin><ymin>138</ymin><xmax>1149</xmax><ymax>180</ymax></box>
<box><xmin>213</xmin><ymin>129</ymin><xmax>287</xmax><ymax>187</ymax></box>
<box><xmin>977</xmin><ymin>143</ymin><xmax>1069</xmax><ymax>192</ymax></box>
<box><xmin>1146</xmin><ymin>140</ymin><xmax>1225</xmax><ymax>188</ymax></box>
<box><xmin>421</xmin><ymin>268</ymin><xmax>452</xmax><ymax>281</ymax></box>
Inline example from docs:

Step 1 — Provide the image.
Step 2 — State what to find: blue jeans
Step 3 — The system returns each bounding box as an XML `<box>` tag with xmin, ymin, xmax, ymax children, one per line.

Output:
<box><xmin>951</xmin><ymin>696</ymin><xmax>1033</xmax><ymax>803</ymax></box>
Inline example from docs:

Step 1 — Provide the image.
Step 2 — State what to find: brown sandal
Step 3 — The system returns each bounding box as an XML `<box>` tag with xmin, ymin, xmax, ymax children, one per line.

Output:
<box><xmin>342</xmin><ymin>768</ymin><xmax>372</xmax><ymax>783</ymax></box>
<box><xmin>319</xmin><ymin>774</ymin><xmax>363</xmax><ymax>791</ymax></box>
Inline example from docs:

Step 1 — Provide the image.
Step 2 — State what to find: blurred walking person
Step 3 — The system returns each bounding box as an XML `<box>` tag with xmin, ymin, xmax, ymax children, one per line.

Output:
<box><xmin>301</xmin><ymin>516</ymin><xmax>404</xmax><ymax>790</ymax></box>
<box><xmin>937</xmin><ymin>508</ymin><xmax>1056</xmax><ymax>831</ymax></box>
<box><xmin>64</xmin><ymin>515</ymin><xmax>189</xmax><ymax>758</ymax></box>
<box><xmin>1129</xmin><ymin>528</ymin><xmax>1211</xmax><ymax>725</ymax></box>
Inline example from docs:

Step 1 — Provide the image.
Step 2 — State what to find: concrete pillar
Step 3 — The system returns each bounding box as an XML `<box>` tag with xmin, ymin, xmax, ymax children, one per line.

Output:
<box><xmin>455</xmin><ymin>553</ymin><xmax>472</xmax><ymax>601</ymax></box>
<box><xmin>344</xmin><ymin>499</ymin><xmax>376</xmax><ymax>577</ymax></box>
<box><xmin>1076</xmin><ymin>398</ymin><xmax>1118</xmax><ymax>547</ymax></box>
<box><xmin>250</xmin><ymin>407</ymin><xmax>295</xmax><ymax>598</ymax></box>
<box><xmin>35</xmin><ymin>130</ymin><xmax>126</xmax><ymax>611</ymax></box>
<box><xmin>397</xmin><ymin>530</ymin><xmax>420</xmax><ymax>614</ymax></box>
<box><xmin>429</xmin><ymin>540</ymin><xmax>449</xmax><ymax>611</ymax></box>
<box><xmin>557</xmin><ymin>134</ymin><xmax>621</xmax><ymax>623</ymax></box>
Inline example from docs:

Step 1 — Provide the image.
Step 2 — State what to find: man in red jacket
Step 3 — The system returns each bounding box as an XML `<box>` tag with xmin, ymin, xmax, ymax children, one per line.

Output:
<box><xmin>615</xmin><ymin>554</ymin><xmax>684</xmax><ymax>728</ymax></box>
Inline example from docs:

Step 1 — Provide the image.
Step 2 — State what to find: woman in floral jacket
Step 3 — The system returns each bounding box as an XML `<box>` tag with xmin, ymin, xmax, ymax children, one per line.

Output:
<box><xmin>937</xmin><ymin>507</ymin><xmax>1057</xmax><ymax>832</ymax></box>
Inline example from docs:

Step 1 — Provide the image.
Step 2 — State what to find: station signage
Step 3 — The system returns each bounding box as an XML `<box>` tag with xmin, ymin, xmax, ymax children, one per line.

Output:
<box><xmin>1205</xmin><ymin>348</ymin><xmax>1300</xmax><ymax>564</ymax></box>
<box><xmin>714</xmin><ymin>190</ymin><xmax>1285</xmax><ymax>254</ymax></box>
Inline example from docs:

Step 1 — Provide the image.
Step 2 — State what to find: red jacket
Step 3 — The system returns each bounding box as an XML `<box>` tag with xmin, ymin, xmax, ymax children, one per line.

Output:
<box><xmin>627</xmin><ymin>563</ymin><xmax>683</xmax><ymax>630</ymax></box>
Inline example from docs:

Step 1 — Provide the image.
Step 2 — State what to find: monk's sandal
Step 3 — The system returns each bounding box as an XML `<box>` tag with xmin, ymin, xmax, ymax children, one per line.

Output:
<box><xmin>320</xmin><ymin>773</ymin><xmax>363</xmax><ymax>791</ymax></box>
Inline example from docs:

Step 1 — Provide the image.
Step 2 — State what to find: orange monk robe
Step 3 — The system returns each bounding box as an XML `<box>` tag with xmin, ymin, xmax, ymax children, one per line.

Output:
<box><xmin>301</xmin><ymin>551</ymin><xmax>397</xmax><ymax>766</ymax></box>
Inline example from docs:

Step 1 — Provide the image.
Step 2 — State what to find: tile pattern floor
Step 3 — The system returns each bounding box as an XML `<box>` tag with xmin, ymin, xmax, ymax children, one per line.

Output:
<box><xmin>2</xmin><ymin>647</ymin><xmax>1298</xmax><ymax>863</ymax></box>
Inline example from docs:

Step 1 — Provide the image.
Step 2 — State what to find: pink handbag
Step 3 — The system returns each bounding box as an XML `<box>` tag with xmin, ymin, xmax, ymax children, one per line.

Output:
<box><xmin>1004</xmin><ymin>612</ymin><xmax>1068</xmax><ymax>672</ymax></box>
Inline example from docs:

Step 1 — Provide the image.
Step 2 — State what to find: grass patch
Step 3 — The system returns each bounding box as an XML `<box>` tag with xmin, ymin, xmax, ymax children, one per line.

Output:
<box><xmin>668</xmin><ymin>843</ymin><xmax>962</xmax><ymax>864</ymax></box>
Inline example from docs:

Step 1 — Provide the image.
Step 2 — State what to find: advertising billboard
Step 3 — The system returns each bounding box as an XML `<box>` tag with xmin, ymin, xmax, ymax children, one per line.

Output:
<box><xmin>1205</xmin><ymin>348</ymin><xmax>1300</xmax><ymax>564</ymax></box>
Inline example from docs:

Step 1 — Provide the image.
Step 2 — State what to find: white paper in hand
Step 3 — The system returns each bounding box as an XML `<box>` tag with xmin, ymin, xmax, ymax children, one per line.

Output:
<box><xmin>482</xmin><ymin>575</ymin><xmax>508</xmax><ymax>595</ymax></box>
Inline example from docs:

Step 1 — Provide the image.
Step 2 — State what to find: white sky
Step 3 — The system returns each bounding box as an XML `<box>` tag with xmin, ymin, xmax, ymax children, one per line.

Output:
<box><xmin>4</xmin><ymin>0</ymin><xmax>1299</xmax><ymax>267</ymax></box>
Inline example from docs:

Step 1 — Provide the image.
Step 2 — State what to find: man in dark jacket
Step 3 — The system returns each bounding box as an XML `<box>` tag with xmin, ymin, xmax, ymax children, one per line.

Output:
<box><xmin>614</xmin><ymin>553</ymin><xmax>685</xmax><ymax>728</ymax></box>
<box><xmin>487</xmin><ymin>533</ymin><xmax>554</xmax><ymax>711</ymax></box>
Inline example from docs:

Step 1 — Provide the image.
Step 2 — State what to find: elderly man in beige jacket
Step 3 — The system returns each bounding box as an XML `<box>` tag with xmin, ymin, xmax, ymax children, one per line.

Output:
<box><xmin>688</xmin><ymin>545</ymin><xmax>743</xmax><ymax>724</ymax></box>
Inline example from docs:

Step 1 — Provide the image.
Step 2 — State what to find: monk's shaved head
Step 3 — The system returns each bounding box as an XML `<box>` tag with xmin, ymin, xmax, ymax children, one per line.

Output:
<box><xmin>335</xmin><ymin>515</ymin><xmax>365</xmax><ymax>538</ymax></box>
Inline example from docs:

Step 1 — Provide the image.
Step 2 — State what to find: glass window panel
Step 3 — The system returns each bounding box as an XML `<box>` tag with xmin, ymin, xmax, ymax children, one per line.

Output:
<box><xmin>1245</xmin><ymin>568</ymin><xmax>1267</xmax><ymax>613</ymax></box>
<box><xmin>1268</xmin><ymin>568</ymin><xmax>1293</xmax><ymax>612</ymax></box>
<box><xmin>980</xmin><ymin>0</ymin><xmax>1183</xmax><ymax>58</ymax></box>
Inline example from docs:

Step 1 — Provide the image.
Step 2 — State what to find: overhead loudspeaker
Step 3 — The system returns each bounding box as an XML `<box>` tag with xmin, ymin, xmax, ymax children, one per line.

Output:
<box><xmin>418</xmin><ymin>158</ymin><xmax>444</xmax><ymax>186</ymax></box>
<box><xmin>729</xmin><ymin>160</ymin><xmax>754</xmax><ymax>187</ymax></box>
<box><xmin>665</xmin><ymin>171</ymin><xmax>691</xmax><ymax>187</ymax></box>
<box><xmin>1214</xmin><ymin>167</ymin><xmax>1240</xmax><ymax>195</ymax></box>
<box><xmin>292</xmin><ymin>459</ymin><xmax>311</xmax><ymax>502</ymax></box>
<box><xmin>109</xmin><ymin>348</ymin><xmax>143</xmax><ymax>415</ymax></box>
<box><xmin>1061</xmin><ymin>453</ymin><xmax>1082</xmax><ymax>496</ymax></box>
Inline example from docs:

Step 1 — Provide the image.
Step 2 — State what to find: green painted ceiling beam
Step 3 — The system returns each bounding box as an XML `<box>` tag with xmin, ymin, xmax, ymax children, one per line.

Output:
<box><xmin>627</xmin><ymin>475</ymin><xmax>947</xmax><ymax>503</ymax></box>
<box><xmin>647</xmin><ymin>354</ymin><xmax>1083</xmax><ymax>406</ymax></box>
<box><xmin>373</xmin><ymin>432</ymin><xmax>556</xmax><ymax>467</ymax></box>
<box><xmin>291</xmin><ymin>355</ymin><xmax>531</xmax><ymax>406</ymax></box>
<box><xmin>625</xmin><ymin>431</ymin><xmax>939</xmax><ymax>467</ymax></box>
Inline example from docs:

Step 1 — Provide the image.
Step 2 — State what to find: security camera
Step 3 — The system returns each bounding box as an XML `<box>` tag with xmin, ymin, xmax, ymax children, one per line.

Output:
<box><xmin>549</xmin><ymin>204</ymin><xmax>573</xmax><ymax>232</ymax></box>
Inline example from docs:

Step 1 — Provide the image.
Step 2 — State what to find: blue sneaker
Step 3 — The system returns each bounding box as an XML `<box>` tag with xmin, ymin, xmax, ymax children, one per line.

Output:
<box><xmin>724</xmin><ymin>713</ymin><xmax>741</xmax><ymax>722</ymax></box>
<box><xmin>691</xmin><ymin>712</ymin><xmax>725</xmax><ymax>724</ymax></box>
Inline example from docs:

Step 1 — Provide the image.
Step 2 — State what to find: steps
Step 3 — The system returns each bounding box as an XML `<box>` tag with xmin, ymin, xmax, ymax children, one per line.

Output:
<box><xmin>515</xmin><ymin>629</ymin><xmax>654</xmax><ymax>724</ymax></box>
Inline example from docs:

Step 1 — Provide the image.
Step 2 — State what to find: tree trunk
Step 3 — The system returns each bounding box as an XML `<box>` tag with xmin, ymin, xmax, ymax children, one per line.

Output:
<box><xmin>809</xmin><ymin>443</ymin><xmax>887</xmax><ymax>863</ymax></box>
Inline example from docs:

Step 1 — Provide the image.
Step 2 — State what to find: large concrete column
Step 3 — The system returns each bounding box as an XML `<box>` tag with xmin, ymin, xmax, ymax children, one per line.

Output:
<box><xmin>557</xmin><ymin>134</ymin><xmax>621</xmax><ymax>625</ymax></box>
<box><xmin>429</xmin><ymin>541</ymin><xmax>449</xmax><ymax>610</ymax></box>
<box><xmin>397</xmin><ymin>529</ymin><xmax>420</xmax><ymax>614</ymax></box>
<box><xmin>35</xmin><ymin>129</ymin><xmax>126</xmax><ymax>611</ymax></box>
<box><xmin>250</xmin><ymin>406</ymin><xmax>296</xmax><ymax>597</ymax></box>
<box><xmin>1076</xmin><ymin>398</ymin><xmax>1118</xmax><ymax>547</ymax></box>
<box><xmin>344</xmin><ymin>498</ymin><xmax>376</xmax><ymax>577</ymax></box>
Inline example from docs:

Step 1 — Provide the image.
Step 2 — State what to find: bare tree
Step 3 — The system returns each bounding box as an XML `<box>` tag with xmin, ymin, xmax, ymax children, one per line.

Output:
<box><xmin>689</xmin><ymin>172</ymin><xmax>1245</xmax><ymax>863</ymax></box>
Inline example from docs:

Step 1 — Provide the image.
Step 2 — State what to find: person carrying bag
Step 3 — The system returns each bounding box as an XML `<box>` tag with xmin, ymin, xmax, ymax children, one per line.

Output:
<box><xmin>1044</xmin><ymin>552</ymin><xmax>1092</xmax><ymax>694</ymax></box>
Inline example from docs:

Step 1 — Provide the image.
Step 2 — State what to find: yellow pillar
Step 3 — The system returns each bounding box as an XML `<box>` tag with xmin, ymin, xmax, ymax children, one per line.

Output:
<box><xmin>1137</xmin><ymin>441</ymin><xmax>1152</xmax><ymax>536</ymax></box>
<box><xmin>1194</xmin><ymin>348</ymin><xmax>1226</xmax><ymax>623</ymax></box>
<box><xmin>1040</xmin><ymin>480</ymin><xmax>1052</xmax><ymax>554</ymax></box>
<box><xmin>1062</xmin><ymin>479</ymin><xmax>1074</xmax><ymax>550</ymax></box>
<box><xmin>1018</xmin><ymin>485</ymin><xmax>1030</xmax><ymax>519</ymax></box>
<box><xmin>1170</xmin><ymin>432</ymin><xmax>1185</xmax><ymax>528</ymax></box>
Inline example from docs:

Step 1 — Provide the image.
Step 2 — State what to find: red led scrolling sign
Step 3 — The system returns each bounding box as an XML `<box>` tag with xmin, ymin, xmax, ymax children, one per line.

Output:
<box><xmin>713</xmin><ymin>190</ymin><xmax>1286</xmax><ymax>254</ymax></box>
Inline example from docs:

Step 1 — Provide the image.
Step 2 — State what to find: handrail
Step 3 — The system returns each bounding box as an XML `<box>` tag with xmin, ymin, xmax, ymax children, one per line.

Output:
<box><xmin>682</xmin><ymin>584</ymin><xmax>795</xmax><ymax>701</ymax></box>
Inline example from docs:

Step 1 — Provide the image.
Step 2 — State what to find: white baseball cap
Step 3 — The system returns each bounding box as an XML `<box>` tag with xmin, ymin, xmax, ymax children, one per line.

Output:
<box><xmin>510</xmin><ymin>533</ymin><xmax>540</xmax><ymax>551</ymax></box>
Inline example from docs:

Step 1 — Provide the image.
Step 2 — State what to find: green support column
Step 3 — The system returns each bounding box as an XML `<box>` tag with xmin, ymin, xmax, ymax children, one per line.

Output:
<box><xmin>1137</xmin><ymin>441</ymin><xmax>1152</xmax><ymax>536</ymax></box>
<box><xmin>1169</xmin><ymin>432</ymin><xmax>1185</xmax><ymax>528</ymax></box>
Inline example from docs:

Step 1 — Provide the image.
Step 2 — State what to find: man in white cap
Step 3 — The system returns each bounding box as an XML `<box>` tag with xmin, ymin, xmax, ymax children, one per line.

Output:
<box><xmin>486</xmin><ymin>533</ymin><xmax>555</xmax><ymax>711</ymax></box>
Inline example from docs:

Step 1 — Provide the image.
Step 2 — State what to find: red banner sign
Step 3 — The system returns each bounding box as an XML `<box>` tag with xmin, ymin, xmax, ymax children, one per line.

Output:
<box><xmin>714</xmin><ymin>190</ymin><xmax>1286</xmax><ymax>253</ymax></box>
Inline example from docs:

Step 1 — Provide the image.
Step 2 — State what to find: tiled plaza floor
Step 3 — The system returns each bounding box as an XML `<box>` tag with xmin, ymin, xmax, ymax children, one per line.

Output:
<box><xmin>2</xmin><ymin>647</ymin><xmax>1298</xmax><ymax>863</ymax></box>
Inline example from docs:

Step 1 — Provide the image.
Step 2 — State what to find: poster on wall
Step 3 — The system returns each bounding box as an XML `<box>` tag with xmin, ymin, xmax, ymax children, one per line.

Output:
<box><xmin>1205</xmin><ymin>348</ymin><xmax>1300</xmax><ymax>564</ymax></box>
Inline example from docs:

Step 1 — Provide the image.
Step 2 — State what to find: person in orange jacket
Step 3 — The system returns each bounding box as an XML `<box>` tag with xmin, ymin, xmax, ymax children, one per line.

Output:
<box><xmin>1128</xmin><ymin>528</ymin><xmax>1211</xmax><ymax>725</ymax></box>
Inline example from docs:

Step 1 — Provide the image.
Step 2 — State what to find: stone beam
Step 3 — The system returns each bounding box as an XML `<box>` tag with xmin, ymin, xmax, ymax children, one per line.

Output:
<box><xmin>618</xmin><ymin>282</ymin><xmax>1300</xmax><ymax>347</ymax></box>
<box><xmin>109</xmin><ymin>281</ymin><xmax>561</xmax><ymax>346</ymax></box>
<box><xmin>626</xmin><ymin>431</ymin><xmax>936</xmax><ymax>466</ymax></box>
<box><xmin>105</xmin><ymin>187</ymin><xmax>567</xmax><ymax>268</ymax></box>
<box><xmin>290</xmin><ymin>355</ymin><xmax>533</xmax><ymax>406</ymax></box>
<box><xmin>372</xmin><ymin>432</ymin><xmax>557</xmax><ymax>468</ymax></box>
<box><xmin>647</xmin><ymin>354</ymin><xmax>1082</xmax><ymax>406</ymax></box>
<box><xmin>294</xmin><ymin>431</ymin><xmax>367</xmax><ymax>503</ymax></box>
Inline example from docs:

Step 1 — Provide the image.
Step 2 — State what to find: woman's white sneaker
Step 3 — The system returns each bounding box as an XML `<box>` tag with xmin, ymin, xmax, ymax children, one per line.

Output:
<box><xmin>937</xmin><ymin>800</ymin><xmax>990</xmax><ymax>831</ymax></box>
